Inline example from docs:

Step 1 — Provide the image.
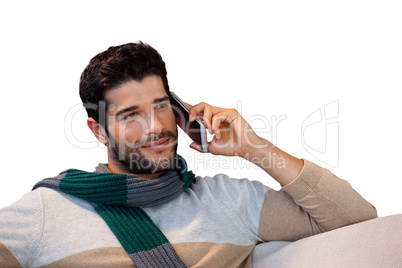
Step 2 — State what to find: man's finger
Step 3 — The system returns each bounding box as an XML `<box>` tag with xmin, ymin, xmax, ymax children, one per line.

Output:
<box><xmin>189</xmin><ymin>141</ymin><xmax>208</xmax><ymax>153</ymax></box>
<box><xmin>189</xmin><ymin>103</ymin><xmax>225</xmax><ymax>121</ymax></box>
<box><xmin>211</xmin><ymin>110</ymin><xmax>237</xmax><ymax>138</ymax></box>
<box><xmin>188</xmin><ymin>102</ymin><xmax>209</xmax><ymax>122</ymax></box>
<box><xmin>184</xmin><ymin>102</ymin><xmax>193</xmax><ymax>108</ymax></box>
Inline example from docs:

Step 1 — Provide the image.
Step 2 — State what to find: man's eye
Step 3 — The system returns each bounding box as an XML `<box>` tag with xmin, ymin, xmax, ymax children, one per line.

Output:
<box><xmin>156</xmin><ymin>103</ymin><xmax>169</xmax><ymax>109</ymax></box>
<box><xmin>123</xmin><ymin>112</ymin><xmax>138</xmax><ymax>120</ymax></box>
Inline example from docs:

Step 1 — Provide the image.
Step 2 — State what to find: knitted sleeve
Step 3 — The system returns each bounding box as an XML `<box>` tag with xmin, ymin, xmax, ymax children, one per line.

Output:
<box><xmin>257</xmin><ymin>159</ymin><xmax>378</xmax><ymax>241</ymax></box>
<box><xmin>0</xmin><ymin>190</ymin><xmax>44</xmax><ymax>267</ymax></box>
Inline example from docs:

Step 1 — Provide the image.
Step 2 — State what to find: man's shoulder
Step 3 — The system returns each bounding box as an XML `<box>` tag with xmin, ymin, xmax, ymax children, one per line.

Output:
<box><xmin>1</xmin><ymin>187</ymin><xmax>97</xmax><ymax>220</ymax></box>
<box><xmin>0</xmin><ymin>188</ymin><xmax>121</xmax><ymax>267</ymax></box>
<box><xmin>33</xmin><ymin>187</ymin><xmax>97</xmax><ymax>214</ymax></box>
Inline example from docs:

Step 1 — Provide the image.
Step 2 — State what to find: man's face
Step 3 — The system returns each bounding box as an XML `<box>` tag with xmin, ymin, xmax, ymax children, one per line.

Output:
<box><xmin>103</xmin><ymin>75</ymin><xmax>178</xmax><ymax>176</ymax></box>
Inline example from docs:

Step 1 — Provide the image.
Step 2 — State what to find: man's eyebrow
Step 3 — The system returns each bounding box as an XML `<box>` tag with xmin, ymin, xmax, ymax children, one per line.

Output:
<box><xmin>153</xmin><ymin>96</ymin><xmax>169</xmax><ymax>103</ymax></box>
<box><xmin>113</xmin><ymin>97</ymin><xmax>169</xmax><ymax>117</ymax></box>
<box><xmin>115</xmin><ymin>105</ymin><xmax>139</xmax><ymax>117</ymax></box>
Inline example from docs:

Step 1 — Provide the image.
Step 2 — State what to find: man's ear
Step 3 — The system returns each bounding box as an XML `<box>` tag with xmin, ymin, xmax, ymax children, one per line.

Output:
<box><xmin>87</xmin><ymin>118</ymin><xmax>109</xmax><ymax>145</ymax></box>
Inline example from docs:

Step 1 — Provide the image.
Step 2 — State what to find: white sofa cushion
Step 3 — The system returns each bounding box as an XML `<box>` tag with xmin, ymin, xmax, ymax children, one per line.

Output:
<box><xmin>252</xmin><ymin>214</ymin><xmax>402</xmax><ymax>267</ymax></box>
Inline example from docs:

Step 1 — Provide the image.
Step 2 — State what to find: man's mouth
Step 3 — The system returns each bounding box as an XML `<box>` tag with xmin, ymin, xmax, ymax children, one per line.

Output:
<box><xmin>141</xmin><ymin>137</ymin><xmax>170</xmax><ymax>151</ymax></box>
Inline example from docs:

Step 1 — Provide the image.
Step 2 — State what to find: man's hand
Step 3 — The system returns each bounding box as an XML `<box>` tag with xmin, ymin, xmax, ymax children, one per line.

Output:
<box><xmin>188</xmin><ymin>102</ymin><xmax>303</xmax><ymax>186</ymax></box>
<box><xmin>188</xmin><ymin>102</ymin><xmax>263</xmax><ymax>157</ymax></box>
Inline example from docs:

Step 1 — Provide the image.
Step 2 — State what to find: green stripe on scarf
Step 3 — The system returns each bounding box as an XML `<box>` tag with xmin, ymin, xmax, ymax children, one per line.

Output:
<box><xmin>60</xmin><ymin>171</ymin><xmax>129</xmax><ymax>205</ymax></box>
<box><xmin>95</xmin><ymin>205</ymin><xmax>169</xmax><ymax>253</ymax></box>
<box><xmin>33</xmin><ymin>155</ymin><xmax>194</xmax><ymax>268</ymax></box>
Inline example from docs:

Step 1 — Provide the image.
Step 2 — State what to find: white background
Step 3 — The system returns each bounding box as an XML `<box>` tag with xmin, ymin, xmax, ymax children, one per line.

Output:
<box><xmin>0</xmin><ymin>1</ymin><xmax>401</xmax><ymax>217</ymax></box>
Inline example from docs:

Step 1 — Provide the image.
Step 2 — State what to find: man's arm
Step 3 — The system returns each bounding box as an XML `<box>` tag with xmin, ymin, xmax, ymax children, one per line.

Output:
<box><xmin>188</xmin><ymin>103</ymin><xmax>377</xmax><ymax>239</ymax></box>
<box><xmin>190</xmin><ymin>103</ymin><xmax>303</xmax><ymax>186</ymax></box>
<box><xmin>188</xmin><ymin>102</ymin><xmax>305</xmax><ymax>185</ymax></box>
<box><xmin>258</xmin><ymin>159</ymin><xmax>377</xmax><ymax>240</ymax></box>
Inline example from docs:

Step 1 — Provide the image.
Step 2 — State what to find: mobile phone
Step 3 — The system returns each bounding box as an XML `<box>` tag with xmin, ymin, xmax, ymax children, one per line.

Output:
<box><xmin>169</xmin><ymin>91</ymin><xmax>208</xmax><ymax>153</ymax></box>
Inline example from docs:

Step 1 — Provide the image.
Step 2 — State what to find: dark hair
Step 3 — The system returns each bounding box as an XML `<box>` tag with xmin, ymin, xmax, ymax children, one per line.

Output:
<box><xmin>79</xmin><ymin>41</ymin><xmax>170</xmax><ymax>123</ymax></box>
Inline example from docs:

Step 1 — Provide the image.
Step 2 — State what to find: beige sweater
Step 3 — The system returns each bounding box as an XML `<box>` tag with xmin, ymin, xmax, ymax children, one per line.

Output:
<box><xmin>0</xmin><ymin>160</ymin><xmax>377</xmax><ymax>267</ymax></box>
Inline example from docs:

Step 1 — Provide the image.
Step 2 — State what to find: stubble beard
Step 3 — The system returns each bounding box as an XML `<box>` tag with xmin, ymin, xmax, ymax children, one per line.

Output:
<box><xmin>108</xmin><ymin>131</ymin><xmax>178</xmax><ymax>175</ymax></box>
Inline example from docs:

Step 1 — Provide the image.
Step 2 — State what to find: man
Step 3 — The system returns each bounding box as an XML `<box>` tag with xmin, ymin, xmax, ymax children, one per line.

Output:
<box><xmin>0</xmin><ymin>42</ymin><xmax>377</xmax><ymax>267</ymax></box>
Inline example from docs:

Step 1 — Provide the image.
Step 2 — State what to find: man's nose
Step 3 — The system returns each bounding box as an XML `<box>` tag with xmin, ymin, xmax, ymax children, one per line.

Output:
<box><xmin>143</xmin><ymin>112</ymin><xmax>163</xmax><ymax>136</ymax></box>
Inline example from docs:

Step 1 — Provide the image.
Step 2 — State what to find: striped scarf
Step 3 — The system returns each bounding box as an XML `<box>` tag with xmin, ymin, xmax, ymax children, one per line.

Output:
<box><xmin>33</xmin><ymin>155</ymin><xmax>195</xmax><ymax>268</ymax></box>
